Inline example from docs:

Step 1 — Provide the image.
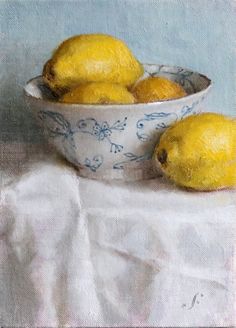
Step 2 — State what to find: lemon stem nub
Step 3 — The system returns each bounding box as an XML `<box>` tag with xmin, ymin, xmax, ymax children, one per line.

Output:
<box><xmin>157</xmin><ymin>149</ymin><xmax>167</xmax><ymax>165</ymax></box>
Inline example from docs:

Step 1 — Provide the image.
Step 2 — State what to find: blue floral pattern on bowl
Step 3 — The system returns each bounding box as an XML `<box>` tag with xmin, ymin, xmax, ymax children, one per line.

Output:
<box><xmin>113</xmin><ymin>152</ymin><xmax>152</xmax><ymax>169</ymax></box>
<box><xmin>38</xmin><ymin>110</ymin><xmax>76</xmax><ymax>145</ymax></box>
<box><xmin>76</xmin><ymin>117</ymin><xmax>127</xmax><ymax>153</ymax></box>
<box><xmin>84</xmin><ymin>155</ymin><xmax>103</xmax><ymax>172</ymax></box>
<box><xmin>136</xmin><ymin>112</ymin><xmax>178</xmax><ymax>142</ymax></box>
<box><xmin>144</xmin><ymin>65</ymin><xmax>199</xmax><ymax>94</ymax></box>
<box><xmin>25</xmin><ymin>63</ymin><xmax>211</xmax><ymax>180</ymax></box>
<box><xmin>38</xmin><ymin>110</ymin><xmax>127</xmax><ymax>157</ymax></box>
<box><xmin>136</xmin><ymin>96</ymin><xmax>205</xmax><ymax>142</ymax></box>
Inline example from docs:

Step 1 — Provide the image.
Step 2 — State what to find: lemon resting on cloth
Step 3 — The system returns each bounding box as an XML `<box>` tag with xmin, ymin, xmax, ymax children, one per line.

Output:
<box><xmin>154</xmin><ymin>113</ymin><xmax>236</xmax><ymax>191</ymax></box>
<box><xmin>60</xmin><ymin>82</ymin><xmax>135</xmax><ymax>104</ymax></box>
<box><xmin>43</xmin><ymin>34</ymin><xmax>143</xmax><ymax>95</ymax></box>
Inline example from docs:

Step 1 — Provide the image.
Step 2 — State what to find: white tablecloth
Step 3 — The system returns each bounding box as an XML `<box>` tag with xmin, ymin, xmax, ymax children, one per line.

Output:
<box><xmin>0</xmin><ymin>143</ymin><xmax>235</xmax><ymax>327</ymax></box>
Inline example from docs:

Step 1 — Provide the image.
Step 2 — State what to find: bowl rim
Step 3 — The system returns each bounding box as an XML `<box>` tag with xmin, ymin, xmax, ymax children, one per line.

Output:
<box><xmin>24</xmin><ymin>63</ymin><xmax>212</xmax><ymax>110</ymax></box>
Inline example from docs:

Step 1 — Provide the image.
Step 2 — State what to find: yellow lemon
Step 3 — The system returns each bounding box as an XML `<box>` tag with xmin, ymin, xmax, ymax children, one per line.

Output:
<box><xmin>154</xmin><ymin>113</ymin><xmax>236</xmax><ymax>191</ymax></box>
<box><xmin>60</xmin><ymin>82</ymin><xmax>135</xmax><ymax>104</ymax></box>
<box><xmin>132</xmin><ymin>76</ymin><xmax>187</xmax><ymax>103</ymax></box>
<box><xmin>43</xmin><ymin>34</ymin><xmax>143</xmax><ymax>94</ymax></box>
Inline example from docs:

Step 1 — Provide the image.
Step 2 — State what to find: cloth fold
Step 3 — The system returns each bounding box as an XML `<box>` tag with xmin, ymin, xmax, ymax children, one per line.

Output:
<box><xmin>0</xmin><ymin>143</ymin><xmax>235</xmax><ymax>327</ymax></box>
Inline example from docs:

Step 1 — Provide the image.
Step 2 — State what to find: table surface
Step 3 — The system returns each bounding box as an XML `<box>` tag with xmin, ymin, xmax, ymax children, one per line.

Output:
<box><xmin>0</xmin><ymin>142</ymin><xmax>236</xmax><ymax>327</ymax></box>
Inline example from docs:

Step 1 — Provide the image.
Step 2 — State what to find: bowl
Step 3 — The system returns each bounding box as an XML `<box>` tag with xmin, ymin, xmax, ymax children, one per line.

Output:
<box><xmin>24</xmin><ymin>64</ymin><xmax>212</xmax><ymax>181</ymax></box>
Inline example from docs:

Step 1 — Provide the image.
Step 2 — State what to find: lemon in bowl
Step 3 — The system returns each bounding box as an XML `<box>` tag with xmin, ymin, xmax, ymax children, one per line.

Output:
<box><xmin>24</xmin><ymin>34</ymin><xmax>211</xmax><ymax>180</ymax></box>
<box><xmin>43</xmin><ymin>33</ymin><xmax>143</xmax><ymax>95</ymax></box>
<box><xmin>60</xmin><ymin>82</ymin><xmax>135</xmax><ymax>105</ymax></box>
<box><xmin>132</xmin><ymin>76</ymin><xmax>187</xmax><ymax>103</ymax></box>
<box><xmin>24</xmin><ymin>63</ymin><xmax>211</xmax><ymax>181</ymax></box>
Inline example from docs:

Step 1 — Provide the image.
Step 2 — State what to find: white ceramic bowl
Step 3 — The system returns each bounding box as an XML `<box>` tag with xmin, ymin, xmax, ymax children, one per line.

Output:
<box><xmin>24</xmin><ymin>64</ymin><xmax>211</xmax><ymax>181</ymax></box>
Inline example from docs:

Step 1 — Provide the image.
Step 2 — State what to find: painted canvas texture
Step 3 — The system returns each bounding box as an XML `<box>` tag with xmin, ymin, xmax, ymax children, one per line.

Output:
<box><xmin>0</xmin><ymin>1</ymin><xmax>236</xmax><ymax>327</ymax></box>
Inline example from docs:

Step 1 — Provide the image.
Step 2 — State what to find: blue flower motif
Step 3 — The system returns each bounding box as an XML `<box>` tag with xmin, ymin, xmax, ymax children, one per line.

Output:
<box><xmin>84</xmin><ymin>155</ymin><xmax>103</xmax><ymax>172</ymax></box>
<box><xmin>38</xmin><ymin>111</ymin><xmax>127</xmax><ymax>154</ymax></box>
<box><xmin>77</xmin><ymin>117</ymin><xmax>127</xmax><ymax>153</ymax></box>
<box><xmin>95</xmin><ymin>122</ymin><xmax>112</xmax><ymax>140</ymax></box>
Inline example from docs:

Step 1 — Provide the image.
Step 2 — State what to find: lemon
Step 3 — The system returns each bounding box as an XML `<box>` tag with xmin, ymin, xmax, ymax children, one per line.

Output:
<box><xmin>154</xmin><ymin>113</ymin><xmax>236</xmax><ymax>191</ymax></box>
<box><xmin>132</xmin><ymin>76</ymin><xmax>187</xmax><ymax>103</ymax></box>
<box><xmin>60</xmin><ymin>82</ymin><xmax>135</xmax><ymax>104</ymax></box>
<box><xmin>43</xmin><ymin>34</ymin><xmax>143</xmax><ymax>94</ymax></box>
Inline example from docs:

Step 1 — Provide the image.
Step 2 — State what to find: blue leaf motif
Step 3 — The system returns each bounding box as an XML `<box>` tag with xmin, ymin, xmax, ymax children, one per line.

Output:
<box><xmin>110</xmin><ymin>142</ymin><xmax>123</xmax><ymax>153</ymax></box>
<box><xmin>38</xmin><ymin>111</ymin><xmax>72</xmax><ymax>137</ymax></box>
<box><xmin>39</xmin><ymin>112</ymin><xmax>127</xmax><ymax>155</ymax></box>
<box><xmin>136</xmin><ymin>112</ymin><xmax>178</xmax><ymax>141</ymax></box>
<box><xmin>38</xmin><ymin>111</ymin><xmax>79</xmax><ymax>164</ymax></box>
<box><xmin>110</xmin><ymin>117</ymin><xmax>127</xmax><ymax>130</ymax></box>
<box><xmin>180</xmin><ymin>99</ymin><xmax>201</xmax><ymax>119</ymax></box>
<box><xmin>124</xmin><ymin>152</ymin><xmax>137</xmax><ymax>159</ymax></box>
<box><xmin>136</xmin><ymin>133</ymin><xmax>150</xmax><ymax>142</ymax></box>
<box><xmin>145</xmin><ymin>112</ymin><xmax>172</xmax><ymax>119</ymax></box>
<box><xmin>156</xmin><ymin>122</ymin><xmax>167</xmax><ymax>128</ymax></box>
<box><xmin>181</xmin><ymin>105</ymin><xmax>193</xmax><ymax>119</ymax></box>
<box><xmin>113</xmin><ymin>152</ymin><xmax>152</xmax><ymax>169</ymax></box>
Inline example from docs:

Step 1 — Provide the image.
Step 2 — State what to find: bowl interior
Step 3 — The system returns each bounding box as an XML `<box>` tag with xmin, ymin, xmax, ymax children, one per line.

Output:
<box><xmin>24</xmin><ymin>64</ymin><xmax>211</xmax><ymax>104</ymax></box>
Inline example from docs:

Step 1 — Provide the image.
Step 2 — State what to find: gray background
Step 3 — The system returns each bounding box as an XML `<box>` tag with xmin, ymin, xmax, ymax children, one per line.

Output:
<box><xmin>0</xmin><ymin>0</ymin><xmax>235</xmax><ymax>142</ymax></box>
